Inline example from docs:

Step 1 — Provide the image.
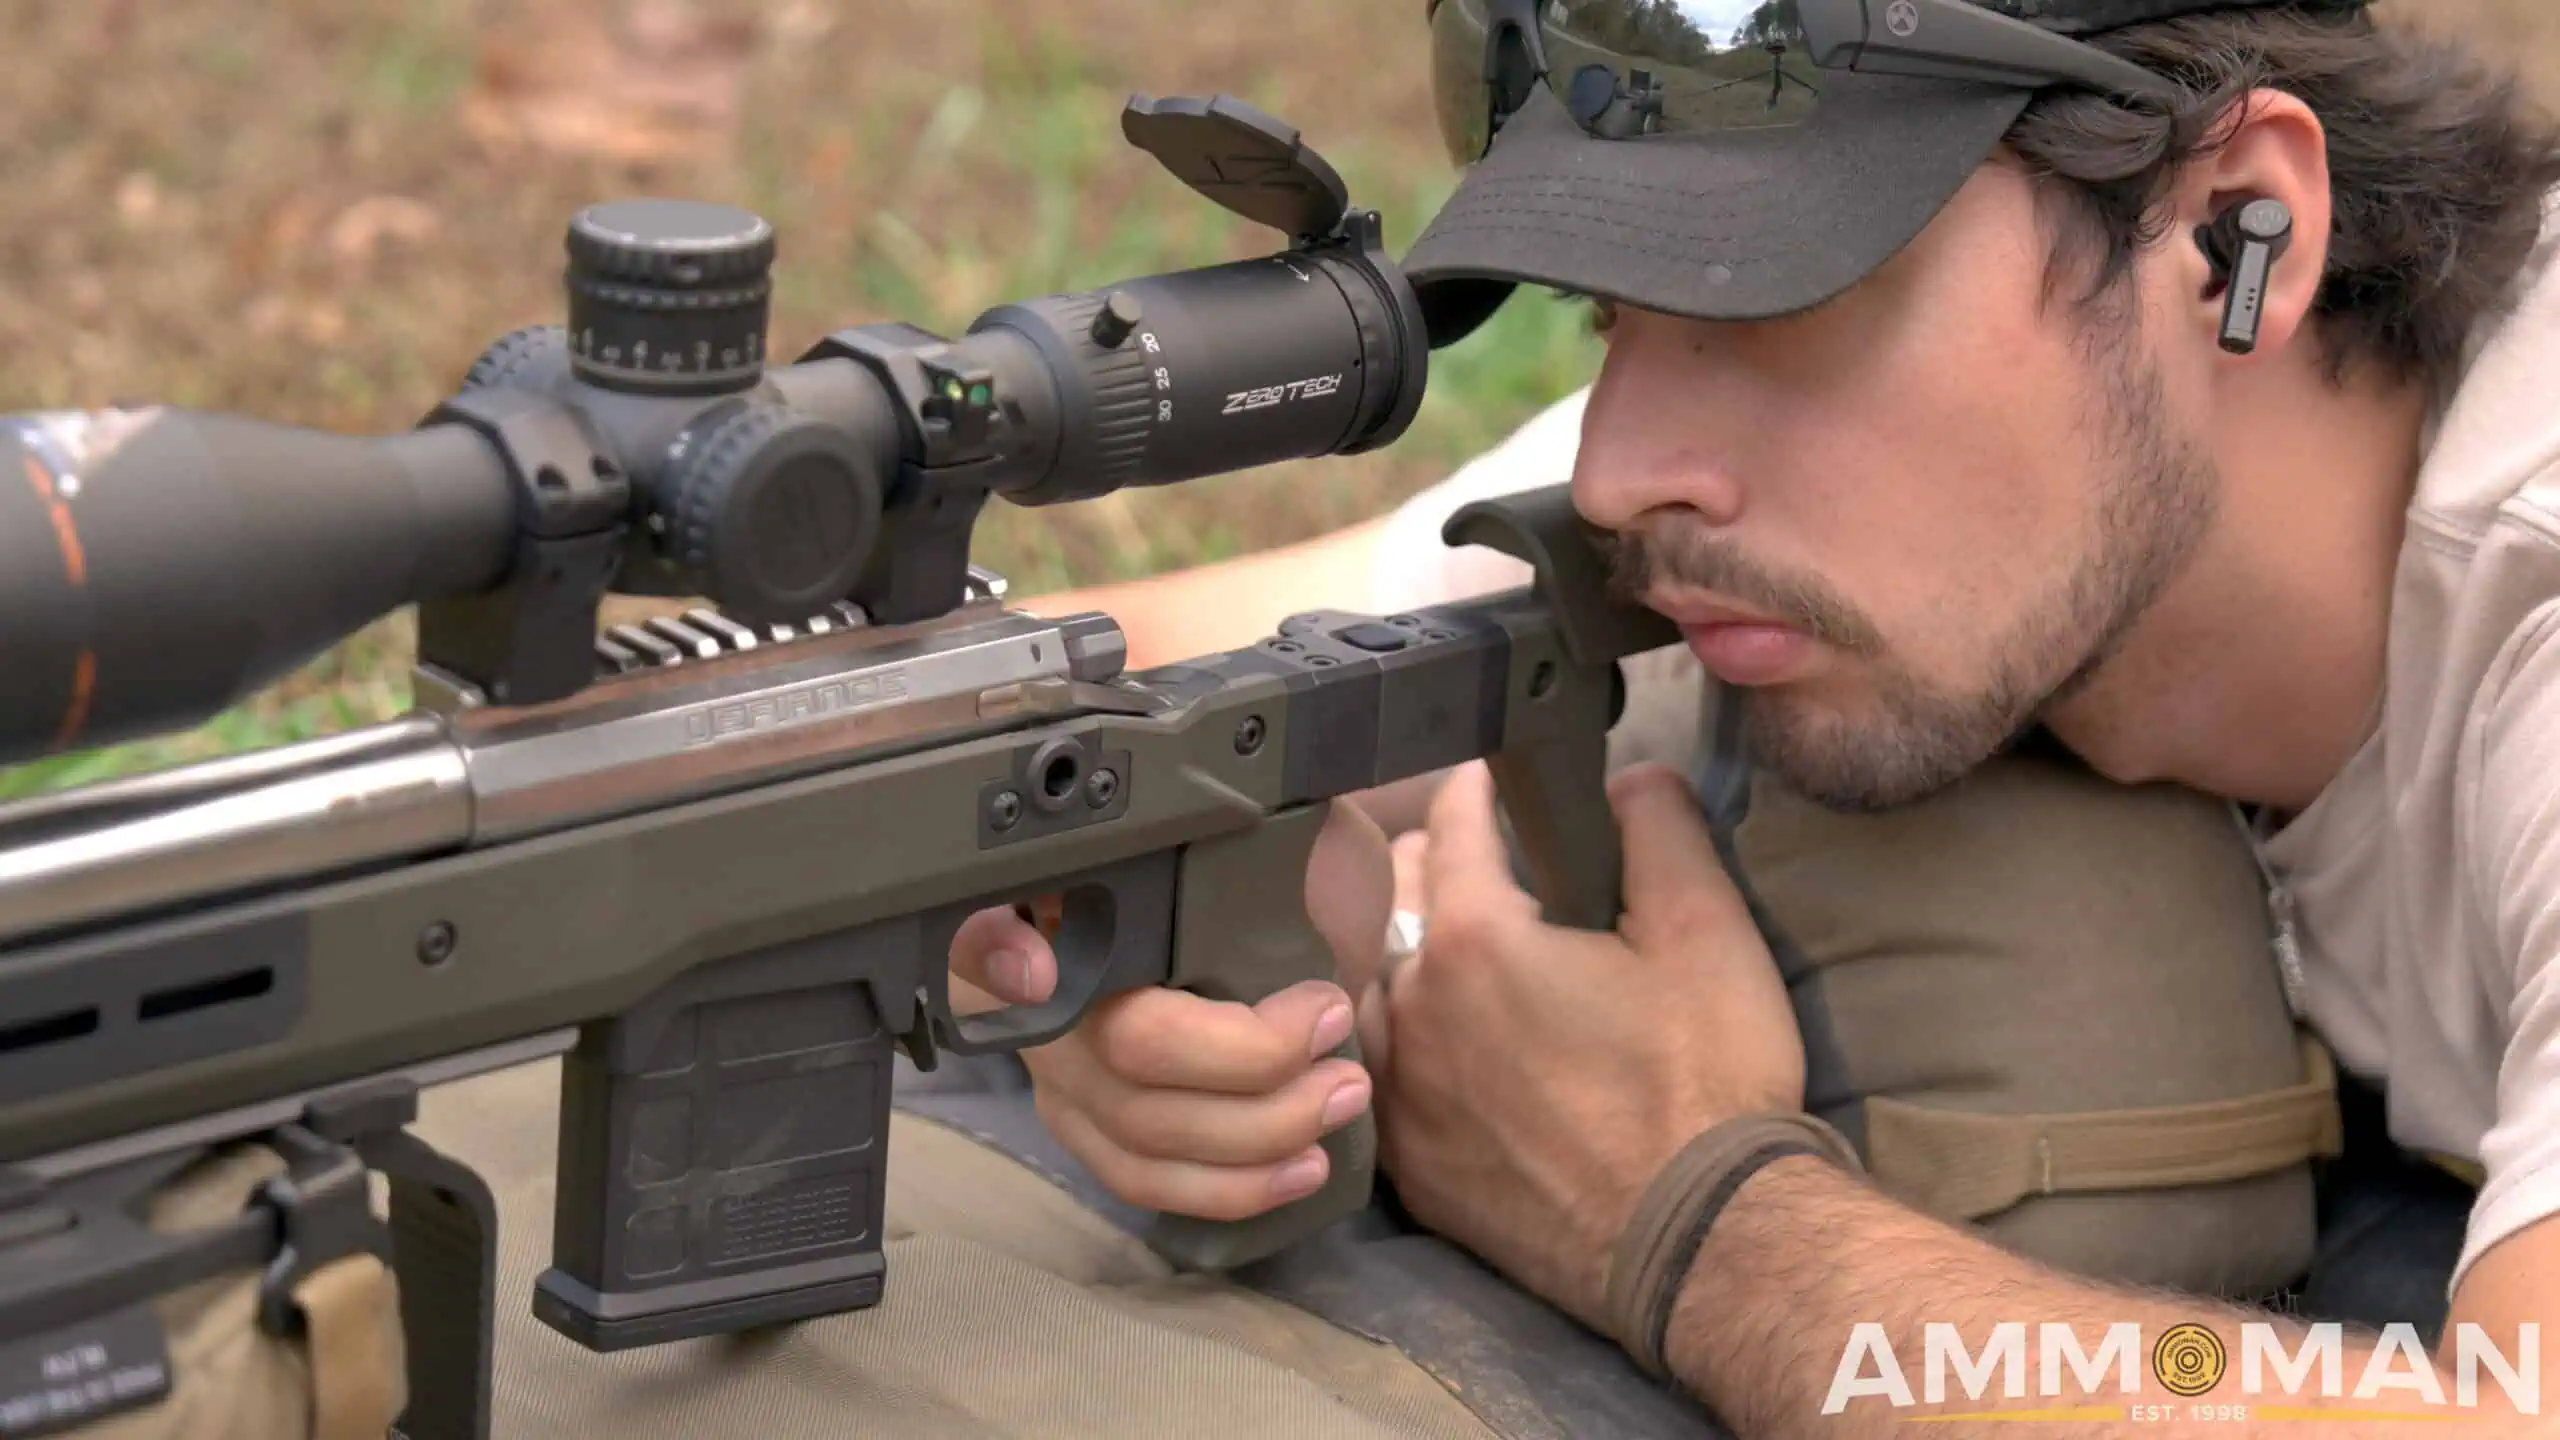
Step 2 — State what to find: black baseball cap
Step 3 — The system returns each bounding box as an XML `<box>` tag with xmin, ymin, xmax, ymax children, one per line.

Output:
<box><xmin>1404</xmin><ymin>0</ymin><xmax>2371</xmax><ymax>345</ymax></box>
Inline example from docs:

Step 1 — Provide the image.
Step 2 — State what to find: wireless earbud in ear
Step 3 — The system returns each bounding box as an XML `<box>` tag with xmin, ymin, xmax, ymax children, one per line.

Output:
<box><xmin>2196</xmin><ymin>198</ymin><xmax>2295</xmax><ymax>356</ymax></box>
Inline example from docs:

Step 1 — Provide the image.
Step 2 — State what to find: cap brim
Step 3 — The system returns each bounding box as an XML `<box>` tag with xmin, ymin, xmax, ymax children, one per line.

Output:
<box><xmin>1403</xmin><ymin>72</ymin><xmax>2033</xmax><ymax>346</ymax></box>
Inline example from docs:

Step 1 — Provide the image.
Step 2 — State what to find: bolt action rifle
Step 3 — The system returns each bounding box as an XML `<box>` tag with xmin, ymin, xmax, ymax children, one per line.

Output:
<box><xmin>0</xmin><ymin>96</ymin><xmax>1674</xmax><ymax>1440</ymax></box>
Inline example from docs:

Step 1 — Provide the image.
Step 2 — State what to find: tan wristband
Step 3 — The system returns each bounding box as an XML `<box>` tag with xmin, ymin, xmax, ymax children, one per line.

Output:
<box><xmin>1604</xmin><ymin>1111</ymin><xmax>1863</xmax><ymax>1379</ymax></box>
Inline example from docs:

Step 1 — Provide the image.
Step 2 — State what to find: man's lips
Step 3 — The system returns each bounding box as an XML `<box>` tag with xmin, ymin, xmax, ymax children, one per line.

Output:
<box><xmin>1649</xmin><ymin>592</ymin><xmax>1821</xmax><ymax>686</ymax></box>
<box><xmin>1646</xmin><ymin>593</ymin><xmax>1790</xmax><ymax>630</ymax></box>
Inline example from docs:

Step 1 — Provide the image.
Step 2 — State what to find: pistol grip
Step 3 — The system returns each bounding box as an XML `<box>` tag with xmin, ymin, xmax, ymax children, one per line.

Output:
<box><xmin>1488</xmin><ymin>658</ymin><xmax>1625</xmax><ymax>932</ymax></box>
<box><xmin>1145</xmin><ymin>803</ymin><xmax>1374</xmax><ymax>1269</ymax></box>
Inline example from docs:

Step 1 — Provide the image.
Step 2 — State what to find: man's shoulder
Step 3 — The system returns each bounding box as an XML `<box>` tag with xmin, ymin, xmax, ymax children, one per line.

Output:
<box><xmin>2387</xmin><ymin>203</ymin><xmax>2560</xmax><ymax>732</ymax></box>
<box><xmin>2411</xmin><ymin>194</ymin><xmax>2560</xmax><ymax>542</ymax></box>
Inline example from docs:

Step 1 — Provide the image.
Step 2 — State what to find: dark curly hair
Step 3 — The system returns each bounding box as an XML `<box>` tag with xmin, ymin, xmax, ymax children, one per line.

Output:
<box><xmin>2006</xmin><ymin>5</ymin><xmax>2560</xmax><ymax>392</ymax></box>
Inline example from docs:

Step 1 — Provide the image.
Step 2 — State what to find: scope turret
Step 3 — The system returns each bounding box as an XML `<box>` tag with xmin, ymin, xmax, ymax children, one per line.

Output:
<box><xmin>564</xmin><ymin>199</ymin><xmax>778</xmax><ymax>397</ymax></box>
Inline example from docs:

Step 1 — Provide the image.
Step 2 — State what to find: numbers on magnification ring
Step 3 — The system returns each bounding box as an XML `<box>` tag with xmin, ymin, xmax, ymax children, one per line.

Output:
<box><xmin>1141</xmin><ymin>333</ymin><xmax>1170</xmax><ymax>421</ymax></box>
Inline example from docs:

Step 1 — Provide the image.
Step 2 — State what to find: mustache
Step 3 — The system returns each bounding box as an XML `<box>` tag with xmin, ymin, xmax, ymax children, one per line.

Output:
<box><xmin>1601</xmin><ymin>515</ymin><xmax>1882</xmax><ymax>654</ymax></box>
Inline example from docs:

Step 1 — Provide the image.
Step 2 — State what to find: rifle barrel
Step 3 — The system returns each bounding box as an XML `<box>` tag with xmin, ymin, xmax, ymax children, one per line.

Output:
<box><xmin>0</xmin><ymin>716</ymin><xmax>471</xmax><ymax>944</ymax></box>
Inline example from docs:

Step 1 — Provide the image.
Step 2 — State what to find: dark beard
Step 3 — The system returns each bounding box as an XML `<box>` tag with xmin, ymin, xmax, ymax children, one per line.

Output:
<box><xmin>1608</xmin><ymin>338</ymin><xmax>2220</xmax><ymax>813</ymax></box>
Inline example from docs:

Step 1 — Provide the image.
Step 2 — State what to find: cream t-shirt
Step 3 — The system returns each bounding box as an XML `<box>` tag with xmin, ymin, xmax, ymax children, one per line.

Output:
<box><xmin>2258</xmin><ymin>207</ymin><xmax>2560</xmax><ymax>1291</ymax></box>
<box><xmin>1367</xmin><ymin>214</ymin><xmax>2560</xmax><ymax>1295</ymax></box>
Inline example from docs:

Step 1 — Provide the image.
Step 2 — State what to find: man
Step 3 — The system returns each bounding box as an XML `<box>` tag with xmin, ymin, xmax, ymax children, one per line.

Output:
<box><xmin>949</xmin><ymin>0</ymin><xmax>2560</xmax><ymax>1431</ymax></box>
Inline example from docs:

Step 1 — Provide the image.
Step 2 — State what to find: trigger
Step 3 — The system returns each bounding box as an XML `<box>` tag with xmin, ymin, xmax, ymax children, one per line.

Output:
<box><xmin>898</xmin><ymin>1010</ymin><xmax>941</xmax><ymax>1071</ymax></box>
<box><xmin>1013</xmin><ymin>896</ymin><xmax>1065</xmax><ymax>940</ymax></box>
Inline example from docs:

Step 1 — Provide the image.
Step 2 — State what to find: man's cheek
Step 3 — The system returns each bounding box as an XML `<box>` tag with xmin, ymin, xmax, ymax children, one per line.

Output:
<box><xmin>1869</xmin><ymin>559</ymin><xmax>2036</xmax><ymax>686</ymax></box>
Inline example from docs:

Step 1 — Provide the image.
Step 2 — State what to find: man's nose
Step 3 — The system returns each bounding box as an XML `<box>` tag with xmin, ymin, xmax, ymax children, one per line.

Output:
<box><xmin>1570</xmin><ymin>319</ymin><xmax>1747</xmax><ymax>533</ymax></box>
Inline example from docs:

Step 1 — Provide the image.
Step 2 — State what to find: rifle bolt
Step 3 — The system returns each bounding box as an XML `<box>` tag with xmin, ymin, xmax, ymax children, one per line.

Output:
<box><xmin>1235</xmin><ymin>716</ymin><xmax>1267</xmax><ymax>756</ymax></box>
<box><xmin>417</xmin><ymin>921</ymin><xmax>459</xmax><ymax>967</ymax></box>
<box><xmin>1085</xmin><ymin>768</ymin><xmax>1120</xmax><ymax>809</ymax></box>
<box><xmin>989</xmin><ymin>790</ymin><xmax>1024</xmax><ymax>831</ymax></box>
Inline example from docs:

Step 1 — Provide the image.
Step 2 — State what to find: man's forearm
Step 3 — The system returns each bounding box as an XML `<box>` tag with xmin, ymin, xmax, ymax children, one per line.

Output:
<box><xmin>1668</xmin><ymin>1158</ymin><xmax>2528</xmax><ymax>1438</ymax></box>
<box><xmin>1015</xmin><ymin>517</ymin><xmax>1385</xmax><ymax>671</ymax></box>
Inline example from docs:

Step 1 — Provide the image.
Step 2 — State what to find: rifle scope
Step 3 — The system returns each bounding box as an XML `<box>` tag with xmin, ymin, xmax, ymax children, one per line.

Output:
<box><xmin>0</xmin><ymin>95</ymin><xmax>1429</xmax><ymax>767</ymax></box>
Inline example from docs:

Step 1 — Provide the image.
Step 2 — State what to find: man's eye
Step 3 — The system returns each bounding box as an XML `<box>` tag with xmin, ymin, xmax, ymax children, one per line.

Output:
<box><xmin>1566</xmin><ymin>293</ymin><xmax>1618</xmax><ymax>335</ymax></box>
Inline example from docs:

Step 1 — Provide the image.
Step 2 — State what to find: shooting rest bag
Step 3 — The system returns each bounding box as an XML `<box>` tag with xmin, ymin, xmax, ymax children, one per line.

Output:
<box><xmin>1610</xmin><ymin>644</ymin><xmax>2342</xmax><ymax>1299</ymax></box>
<box><xmin>64</xmin><ymin>1143</ymin><xmax>406</xmax><ymax>1440</ymax></box>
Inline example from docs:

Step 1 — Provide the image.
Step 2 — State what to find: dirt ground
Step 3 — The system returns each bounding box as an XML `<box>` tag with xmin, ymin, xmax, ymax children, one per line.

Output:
<box><xmin>3</xmin><ymin>0</ymin><xmax>2558</xmax><ymax>786</ymax></box>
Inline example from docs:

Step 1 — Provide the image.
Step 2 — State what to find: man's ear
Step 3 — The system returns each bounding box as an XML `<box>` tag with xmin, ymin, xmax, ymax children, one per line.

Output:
<box><xmin>2161</xmin><ymin>89</ymin><xmax>2333</xmax><ymax>363</ymax></box>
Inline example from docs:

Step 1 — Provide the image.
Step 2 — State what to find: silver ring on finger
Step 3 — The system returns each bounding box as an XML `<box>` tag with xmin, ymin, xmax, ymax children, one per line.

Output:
<box><xmin>1381</xmin><ymin>907</ymin><xmax>1426</xmax><ymax>992</ymax></box>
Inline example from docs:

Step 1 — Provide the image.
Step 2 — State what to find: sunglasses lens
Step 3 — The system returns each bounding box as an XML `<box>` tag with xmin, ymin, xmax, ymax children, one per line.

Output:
<box><xmin>1433</xmin><ymin>0</ymin><xmax>1824</xmax><ymax>165</ymax></box>
<box><xmin>1430</xmin><ymin>0</ymin><xmax>1501</xmax><ymax>166</ymax></box>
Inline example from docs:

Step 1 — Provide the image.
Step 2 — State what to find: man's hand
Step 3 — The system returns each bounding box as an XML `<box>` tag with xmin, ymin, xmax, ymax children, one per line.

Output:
<box><xmin>944</xmin><ymin>797</ymin><xmax>1394</xmax><ymax>1222</ymax></box>
<box><xmin>1363</xmin><ymin>760</ymin><xmax>1805</xmax><ymax>1331</ymax></box>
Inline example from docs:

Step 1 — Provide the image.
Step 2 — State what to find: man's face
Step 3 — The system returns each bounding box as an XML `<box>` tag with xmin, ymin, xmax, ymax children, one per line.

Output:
<box><xmin>1572</xmin><ymin>158</ymin><xmax>2222</xmax><ymax>811</ymax></box>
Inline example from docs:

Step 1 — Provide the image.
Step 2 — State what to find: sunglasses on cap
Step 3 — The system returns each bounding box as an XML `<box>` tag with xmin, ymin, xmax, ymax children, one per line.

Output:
<box><xmin>1427</xmin><ymin>0</ymin><xmax>2181</xmax><ymax>167</ymax></box>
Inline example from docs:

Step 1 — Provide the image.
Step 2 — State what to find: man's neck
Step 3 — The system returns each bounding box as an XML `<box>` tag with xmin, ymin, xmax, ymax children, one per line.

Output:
<box><xmin>2047</xmin><ymin>355</ymin><xmax>2434</xmax><ymax>813</ymax></box>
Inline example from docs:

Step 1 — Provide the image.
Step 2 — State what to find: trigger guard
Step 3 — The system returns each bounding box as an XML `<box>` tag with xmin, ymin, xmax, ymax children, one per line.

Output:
<box><xmin>920</xmin><ymin>849</ymin><xmax>1182</xmax><ymax>1058</ymax></box>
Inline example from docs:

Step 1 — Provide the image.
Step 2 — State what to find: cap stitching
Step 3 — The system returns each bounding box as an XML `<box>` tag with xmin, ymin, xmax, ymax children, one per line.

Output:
<box><xmin>1427</xmin><ymin>188</ymin><xmax>1760</xmax><ymax>239</ymax></box>
<box><xmin>1423</xmin><ymin>191</ymin><xmax>1749</xmax><ymax>245</ymax></box>
<box><xmin>1418</xmin><ymin>210</ymin><xmax>1777</xmax><ymax>272</ymax></box>
<box><xmin>1454</xmin><ymin>173</ymin><xmax>1827</xmax><ymax>216</ymax></box>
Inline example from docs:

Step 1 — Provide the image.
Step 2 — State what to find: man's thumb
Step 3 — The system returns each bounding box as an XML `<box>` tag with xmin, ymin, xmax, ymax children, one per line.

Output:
<box><xmin>1605</xmin><ymin>764</ymin><xmax>1749</xmax><ymax>940</ymax></box>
